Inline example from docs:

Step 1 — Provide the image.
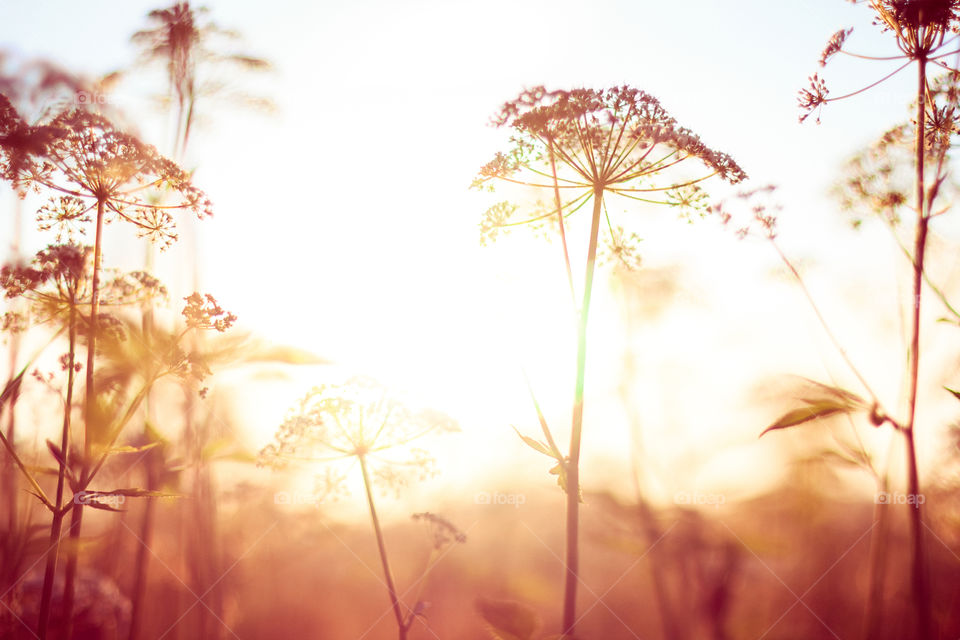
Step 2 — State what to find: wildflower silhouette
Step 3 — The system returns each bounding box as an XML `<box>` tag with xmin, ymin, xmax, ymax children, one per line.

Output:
<box><xmin>259</xmin><ymin>377</ymin><xmax>458</xmax><ymax>640</ymax></box>
<box><xmin>131</xmin><ymin>1</ymin><xmax>272</xmax><ymax>158</ymax></box>
<box><xmin>9</xmin><ymin>106</ymin><xmax>211</xmax><ymax>637</ymax></box>
<box><xmin>797</xmin><ymin>3</ymin><xmax>960</xmax><ymax>635</ymax></box>
<box><xmin>0</xmin><ymin>244</ymin><xmax>186</xmax><ymax>639</ymax></box>
<box><xmin>475</xmin><ymin>85</ymin><xmax>745</xmax><ymax>637</ymax></box>
<box><xmin>127</xmin><ymin>6</ymin><xmax>269</xmax><ymax>630</ymax></box>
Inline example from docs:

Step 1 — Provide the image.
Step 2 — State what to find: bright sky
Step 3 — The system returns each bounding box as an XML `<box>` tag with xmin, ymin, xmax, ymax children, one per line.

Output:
<box><xmin>2</xmin><ymin>0</ymin><xmax>958</xmax><ymax>512</ymax></box>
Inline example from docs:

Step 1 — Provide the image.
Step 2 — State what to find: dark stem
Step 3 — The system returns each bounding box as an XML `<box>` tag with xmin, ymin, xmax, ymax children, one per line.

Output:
<box><xmin>63</xmin><ymin>197</ymin><xmax>106</xmax><ymax>637</ymax></box>
<box><xmin>127</xmin><ymin>457</ymin><xmax>158</xmax><ymax>640</ymax></box>
<box><xmin>906</xmin><ymin>55</ymin><xmax>932</xmax><ymax>640</ymax></box>
<box><xmin>861</xmin><ymin>480</ymin><xmax>890</xmax><ymax>640</ymax></box>
<box><xmin>562</xmin><ymin>188</ymin><xmax>604</xmax><ymax>638</ymax></box>
<box><xmin>129</xmin><ymin>242</ymin><xmax>158</xmax><ymax>640</ymax></box>
<box><xmin>358</xmin><ymin>453</ymin><xmax>406</xmax><ymax>640</ymax></box>
<box><xmin>37</xmin><ymin>302</ymin><xmax>77</xmax><ymax>639</ymax></box>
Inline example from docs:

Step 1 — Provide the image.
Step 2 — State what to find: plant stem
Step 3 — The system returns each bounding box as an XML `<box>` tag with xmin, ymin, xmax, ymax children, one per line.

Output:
<box><xmin>548</xmin><ymin>141</ymin><xmax>576</xmax><ymax>307</ymax></box>
<box><xmin>562</xmin><ymin>188</ymin><xmax>604</xmax><ymax>638</ymax></box>
<box><xmin>127</xmin><ymin>454</ymin><xmax>158</xmax><ymax>640</ymax></box>
<box><xmin>906</xmin><ymin>55</ymin><xmax>932</xmax><ymax>640</ymax></box>
<box><xmin>63</xmin><ymin>196</ymin><xmax>106</xmax><ymax>637</ymax></box>
<box><xmin>861</xmin><ymin>478</ymin><xmax>890</xmax><ymax>640</ymax></box>
<box><xmin>358</xmin><ymin>453</ymin><xmax>406</xmax><ymax>640</ymax></box>
<box><xmin>37</xmin><ymin>301</ymin><xmax>77</xmax><ymax>639</ymax></box>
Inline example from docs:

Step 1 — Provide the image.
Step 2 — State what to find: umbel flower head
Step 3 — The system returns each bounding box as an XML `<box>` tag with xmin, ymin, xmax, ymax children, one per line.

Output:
<box><xmin>800</xmin><ymin>0</ymin><xmax>960</xmax><ymax>123</ymax></box>
<box><xmin>1</xmin><ymin>244</ymin><xmax>167</xmax><ymax>334</ymax></box>
<box><xmin>474</xmin><ymin>86</ymin><xmax>746</xmax><ymax>267</ymax></box>
<box><xmin>258</xmin><ymin>377</ymin><xmax>458</xmax><ymax>499</ymax></box>
<box><xmin>26</xmin><ymin>108</ymin><xmax>211</xmax><ymax>248</ymax></box>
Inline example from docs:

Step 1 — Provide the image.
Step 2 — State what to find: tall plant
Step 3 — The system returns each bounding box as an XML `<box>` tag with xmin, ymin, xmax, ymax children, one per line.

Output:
<box><xmin>474</xmin><ymin>86</ymin><xmax>745</xmax><ymax>637</ymax></box>
<box><xmin>0</xmin><ymin>100</ymin><xmax>212</xmax><ymax>637</ymax></box>
<box><xmin>790</xmin><ymin>3</ymin><xmax>960</xmax><ymax>636</ymax></box>
<box><xmin>259</xmin><ymin>377</ymin><xmax>461</xmax><ymax>640</ymax></box>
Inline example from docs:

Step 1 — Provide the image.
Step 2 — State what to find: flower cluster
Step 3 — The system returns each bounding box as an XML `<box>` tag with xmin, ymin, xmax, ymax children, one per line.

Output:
<box><xmin>181</xmin><ymin>292</ymin><xmax>236</xmax><ymax>332</ymax></box>
<box><xmin>475</xmin><ymin>85</ymin><xmax>746</xmax><ymax>268</ymax></box>
<box><xmin>25</xmin><ymin>109</ymin><xmax>212</xmax><ymax>249</ymax></box>
<box><xmin>798</xmin><ymin>74</ymin><xmax>830</xmax><ymax>124</ymax></box>
<box><xmin>820</xmin><ymin>28</ymin><xmax>854</xmax><ymax>67</ymax></box>
<box><xmin>480</xmin><ymin>86</ymin><xmax>746</xmax><ymax>187</ymax></box>
<box><xmin>707</xmin><ymin>185</ymin><xmax>781</xmax><ymax>240</ymax></box>
<box><xmin>258</xmin><ymin>377</ymin><xmax>458</xmax><ymax>498</ymax></box>
<box><xmin>412</xmin><ymin>512</ymin><xmax>467</xmax><ymax>549</ymax></box>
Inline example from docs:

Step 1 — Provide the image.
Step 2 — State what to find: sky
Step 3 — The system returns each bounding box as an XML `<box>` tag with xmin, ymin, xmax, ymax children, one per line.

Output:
<box><xmin>1</xmin><ymin>0</ymin><xmax>958</xmax><ymax>515</ymax></box>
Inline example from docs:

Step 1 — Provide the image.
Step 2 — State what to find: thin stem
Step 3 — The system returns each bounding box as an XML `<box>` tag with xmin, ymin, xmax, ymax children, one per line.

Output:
<box><xmin>358</xmin><ymin>454</ymin><xmax>406</xmax><ymax>640</ymax></box>
<box><xmin>826</xmin><ymin>61</ymin><xmax>913</xmax><ymax>104</ymax></box>
<box><xmin>770</xmin><ymin>241</ymin><xmax>880</xmax><ymax>403</ymax></box>
<box><xmin>37</xmin><ymin>303</ymin><xmax>76</xmax><ymax>640</ymax></box>
<box><xmin>63</xmin><ymin>197</ymin><xmax>106</xmax><ymax>637</ymax></box>
<box><xmin>861</xmin><ymin>479</ymin><xmax>889</xmax><ymax>640</ymax></box>
<box><xmin>549</xmin><ymin>140</ymin><xmax>577</xmax><ymax>307</ymax></box>
<box><xmin>905</xmin><ymin>56</ymin><xmax>932</xmax><ymax>640</ymax></box>
<box><xmin>563</xmin><ymin>188</ymin><xmax>604</xmax><ymax>637</ymax></box>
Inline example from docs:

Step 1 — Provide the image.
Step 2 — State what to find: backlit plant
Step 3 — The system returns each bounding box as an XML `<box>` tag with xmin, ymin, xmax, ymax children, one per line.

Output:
<box><xmin>259</xmin><ymin>377</ymin><xmax>459</xmax><ymax>640</ymax></box>
<box><xmin>791</xmin><ymin>3</ymin><xmax>960</xmax><ymax>636</ymax></box>
<box><xmin>474</xmin><ymin>85</ymin><xmax>745</xmax><ymax>638</ymax></box>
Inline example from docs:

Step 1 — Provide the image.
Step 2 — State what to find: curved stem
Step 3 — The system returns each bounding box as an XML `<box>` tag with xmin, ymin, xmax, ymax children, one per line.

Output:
<box><xmin>563</xmin><ymin>188</ymin><xmax>604</xmax><ymax>637</ymax></box>
<box><xmin>358</xmin><ymin>454</ymin><xmax>406</xmax><ymax>640</ymax></box>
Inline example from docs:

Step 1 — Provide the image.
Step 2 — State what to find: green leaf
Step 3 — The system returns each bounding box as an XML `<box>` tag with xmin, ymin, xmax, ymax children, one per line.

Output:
<box><xmin>945</xmin><ymin>386</ymin><xmax>960</xmax><ymax>402</ymax></box>
<box><xmin>475</xmin><ymin>597</ymin><xmax>540</xmax><ymax>640</ymax></box>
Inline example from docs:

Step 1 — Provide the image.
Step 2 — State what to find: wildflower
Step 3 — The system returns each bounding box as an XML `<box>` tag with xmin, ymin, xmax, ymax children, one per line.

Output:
<box><xmin>181</xmin><ymin>293</ymin><xmax>236</xmax><ymax>332</ymax></box>
<box><xmin>798</xmin><ymin>74</ymin><xmax>830</xmax><ymax>124</ymax></box>
<box><xmin>258</xmin><ymin>377</ymin><xmax>457</xmax><ymax>498</ymax></box>
<box><xmin>27</xmin><ymin>109</ymin><xmax>211</xmax><ymax>249</ymax></box>
<box><xmin>412</xmin><ymin>512</ymin><xmax>467</xmax><ymax>549</ymax></box>
<box><xmin>821</xmin><ymin>28</ymin><xmax>855</xmax><ymax>67</ymax></box>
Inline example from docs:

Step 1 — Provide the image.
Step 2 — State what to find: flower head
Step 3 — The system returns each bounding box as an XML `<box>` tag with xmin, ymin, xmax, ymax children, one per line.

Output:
<box><xmin>27</xmin><ymin>109</ymin><xmax>211</xmax><ymax>249</ymax></box>
<box><xmin>258</xmin><ymin>377</ymin><xmax>458</xmax><ymax>499</ymax></box>
<box><xmin>475</xmin><ymin>86</ymin><xmax>745</xmax><ymax>263</ymax></box>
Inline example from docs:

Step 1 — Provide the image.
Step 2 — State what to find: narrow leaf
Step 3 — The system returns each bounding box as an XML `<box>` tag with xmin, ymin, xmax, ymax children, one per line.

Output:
<box><xmin>761</xmin><ymin>402</ymin><xmax>848</xmax><ymax>437</ymax></box>
<box><xmin>110</xmin><ymin>442</ymin><xmax>161</xmax><ymax>454</ymax></box>
<box><xmin>513</xmin><ymin>427</ymin><xmax>555</xmax><ymax>459</ymax></box>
